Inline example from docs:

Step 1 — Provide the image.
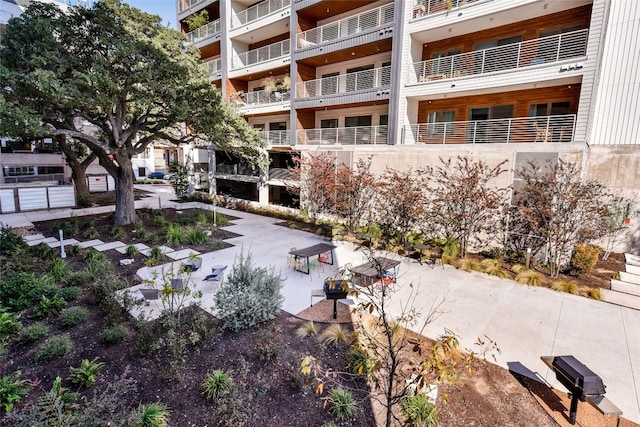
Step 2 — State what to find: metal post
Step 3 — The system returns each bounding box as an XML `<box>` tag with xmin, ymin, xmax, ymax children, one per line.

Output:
<box><xmin>213</xmin><ymin>207</ymin><xmax>217</xmax><ymax>227</ymax></box>
<box><xmin>569</xmin><ymin>394</ymin><xmax>579</xmax><ymax>425</ymax></box>
<box><xmin>59</xmin><ymin>230</ymin><xmax>66</xmax><ymax>259</ymax></box>
<box><xmin>526</xmin><ymin>248</ymin><xmax>531</xmax><ymax>269</ymax></box>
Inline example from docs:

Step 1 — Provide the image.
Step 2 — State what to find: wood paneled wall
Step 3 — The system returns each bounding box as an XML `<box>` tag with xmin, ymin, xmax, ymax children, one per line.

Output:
<box><xmin>249</xmin><ymin>32</ymin><xmax>290</xmax><ymax>50</ymax></box>
<box><xmin>296</xmin><ymin>110</ymin><xmax>315</xmax><ymax>130</ymax></box>
<box><xmin>422</xmin><ymin>5</ymin><xmax>592</xmax><ymax>60</ymax></box>
<box><xmin>417</xmin><ymin>84</ymin><xmax>582</xmax><ymax>122</ymax></box>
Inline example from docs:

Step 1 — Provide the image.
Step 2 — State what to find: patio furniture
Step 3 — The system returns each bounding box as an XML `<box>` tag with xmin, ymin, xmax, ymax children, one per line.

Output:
<box><xmin>139</xmin><ymin>288</ymin><xmax>160</xmax><ymax>300</ymax></box>
<box><xmin>205</xmin><ymin>265</ymin><xmax>227</xmax><ymax>283</ymax></box>
<box><xmin>350</xmin><ymin>257</ymin><xmax>401</xmax><ymax>287</ymax></box>
<box><xmin>289</xmin><ymin>243</ymin><xmax>337</xmax><ymax>274</ymax></box>
<box><xmin>310</xmin><ymin>288</ymin><xmax>325</xmax><ymax>306</ymax></box>
<box><xmin>324</xmin><ymin>279</ymin><xmax>350</xmax><ymax>319</ymax></box>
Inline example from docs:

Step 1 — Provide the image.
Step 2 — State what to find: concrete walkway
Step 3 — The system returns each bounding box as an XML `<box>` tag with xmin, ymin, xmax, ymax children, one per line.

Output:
<box><xmin>1</xmin><ymin>184</ymin><xmax>638</xmax><ymax>424</ymax></box>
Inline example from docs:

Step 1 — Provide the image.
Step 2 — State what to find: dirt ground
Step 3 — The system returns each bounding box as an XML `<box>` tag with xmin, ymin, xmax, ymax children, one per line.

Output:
<box><xmin>1</xmin><ymin>208</ymin><xmax>635</xmax><ymax>427</ymax></box>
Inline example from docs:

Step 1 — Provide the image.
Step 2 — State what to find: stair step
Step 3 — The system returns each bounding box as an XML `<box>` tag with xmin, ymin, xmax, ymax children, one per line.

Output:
<box><xmin>625</xmin><ymin>253</ymin><xmax>640</xmax><ymax>266</ymax></box>
<box><xmin>601</xmin><ymin>289</ymin><xmax>640</xmax><ymax>310</ymax></box>
<box><xmin>626</xmin><ymin>264</ymin><xmax>640</xmax><ymax>275</ymax></box>
<box><xmin>610</xmin><ymin>279</ymin><xmax>640</xmax><ymax>297</ymax></box>
<box><xmin>620</xmin><ymin>271</ymin><xmax>640</xmax><ymax>285</ymax></box>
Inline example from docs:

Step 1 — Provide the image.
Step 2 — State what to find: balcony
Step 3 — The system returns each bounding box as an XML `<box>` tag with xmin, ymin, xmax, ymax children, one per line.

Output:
<box><xmin>297</xmin><ymin>3</ymin><xmax>394</xmax><ymax>49</ymax></box>
<box><xmin>297</xmin><ymin>125</ymin><xmax>388</xmax><ymax>145</ymax></box>
<box><xmin>231</xmin><ymin>39</ymin><xmax>291</xmax><ymax>70</ymax></box>
<box><xmin>235</xmin><ymin>90</ymin><xmax>291</xmax><ymax>114</ymax></box>
<box><xmin>202</xmin><ymin>58</ymin><xmax>222</xmax><ymax>79</ymax></box>
<box><xmin>408</xmin><ymin>29</ymin><xmax>588</xmax><ymax>84</ymax></box>
<box><xmin>297</xmin><ymin>66</ymin><xmax>391</xmax><ymax>99</ymax></box>
<box><xmin>231</xmin><ymin>0</ymin><xmax>290</xmax><ymax>29</ymax></box>
<box><xmin>262</xmin><ymin>130</ymin><xmax>291</xmax><ymax>146</ymax></box>
<box><xmin>405</xmin><ymin>115</ymin><xmax>576</xmax><ymax>145</ymax></box>
<box><xmin>411</xmin><ymin>0</ymin><xmax>487</xmax><ymax>19</ymax></box>
<box><xmin>186</xmin><ymin>19</ymin><xmax>221</xmax><ymax>45</ymax></box>
<box><xmin>178</xmin><ymin>0</ymin><xmax>211</xmax><ymax>14</ymax></box>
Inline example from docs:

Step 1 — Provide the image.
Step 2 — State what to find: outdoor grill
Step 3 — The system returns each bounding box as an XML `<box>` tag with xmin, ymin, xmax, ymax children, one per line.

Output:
<box><xmin>551</xmin><ymin>355</ymin><xmax>607</xmax><ymax>424</ymax></box>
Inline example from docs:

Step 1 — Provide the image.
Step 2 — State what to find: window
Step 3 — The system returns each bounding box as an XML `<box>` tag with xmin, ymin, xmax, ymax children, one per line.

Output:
<box><xmin>138</xmin><ymin>167</ymin><xmax>146</xmax><ymax>177</ymax></box>
<box><xmin>345</xmin><ymin>116</ymin><xmax>372</xmax><ymax>127</ymax></box>
<box><xmin>529</xmin><ymin>101</ymin><xmax>571</xmax><ymax>117</ymax></box>
<box><xmin>320</xmin><ymin>119</ymin><xmax>338</xmax><ymax>128</ymax></box>
<box><xmin>269</xmin><ymin>122</ymin><xmax>287</xmax><ymax>131</ymax></box>
<box><xmin>426</xmin><ymin>111</ymin><xmax>455</xmax><ymax>135</ymax></box>
<box><xmin>431</xmin><ymin>50</ymin><xmax>461</xmax><ymax>75</ymax></box>
<box><xmin>475</xmin><ymin>36</ymin><xmax>523</xmax><ymax>73</ymax></box>
<box><xmin>345</xmin><ymin>116</ymin><xmax>372</xmax><ymax>144</ymax></box>
<box><xmin>3</xmin><ymin>166</ymin><xmax>34</xmax><ymax>177</ymax></box>
<box><xmin>320</xmin><ymin>119</ymin><xmax>338</xmax><ymax>144</ymax></box>
<box><xmin>380</xmin><ymin>115</ymin><xmax>389</xmax><ymax>126</ymax></box>
<box><xmin>37</xmin><ymin>166</ymin><xmax>64</xmax><ymax>175</ymax></box>
<box><xmin>253</xmin><ymin>124</ymin><xmax>265</xmax><ymax>131</ymax></box>
<box><xmin>468</xmin><ymin>105</ymin><xmax>514</xmax><ymax>143</ymax></box>
<box><xmin>529</xmin><ymin>101</ymin><xmax>572</xmax><ymax>142</ymax></box>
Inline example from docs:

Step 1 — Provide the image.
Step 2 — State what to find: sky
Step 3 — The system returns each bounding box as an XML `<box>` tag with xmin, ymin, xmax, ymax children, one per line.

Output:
<box><xmin>122</xmin><ymin>1</ymin><xmax>178</xmax><ymax>28</ymax></box>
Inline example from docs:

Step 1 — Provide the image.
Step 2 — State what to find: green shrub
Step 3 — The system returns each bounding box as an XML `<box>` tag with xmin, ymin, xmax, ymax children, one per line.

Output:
<box><xmin>148</xmin><ymin>246</ymin><xmax>163</xmax><ymax>260</ymax></box>
<box><xmin>49</xmin><ymin>258</ymin><xmax>69</xmax><ymax>280</ymax></box>
<box><xmin>214</xmin><ymin>251</ymin><xmax>284</xmax><ymax>332</ymax></box>
<box><xmin>0</xmin><ymin>272</ymin><xmax>47</xmax><ymax>311</ymax></box>
<box><xmin>56</xmin><ymin>286</ymin><xmax>82</xmax><ymax>302</ymax></box>
<box><xmin>146</xmin><ymin>233</ymin><xmax>159</xmax><ymax>245</ymax></box>
<box><xmin>134</xmin><ymin>402</ymin><xmax>170</xmax><ymax>427</ymax></box>
<box><xmin>125</xmin><ymin>244</ymin><xmax>139</xmax><ymax>257</ymax></box>
<box><xmin>256</xmin><ymin>325</ymin><xmax>285</xmax><ymax>361</ymax></box>
<box><xmin>326</xmin><ymin>388</ymin><xmax>357</xmax><ymax>422</ymax></box>
<box><xmin>0</xmin><ymin>371</ymin><xmax>30</xmax><ymax>413</ymax></box>
<box><xmin>101</xmin><ymin>325</ymin><xmax>128</xmax><ymax>344</ymax></box>
<box><xmin>109</xmin><ymin>226</ymin><xmax>125</xmax><ymax>240</ymax></box>
<box><xmin>0</xmin><ymin>227</ymin><xmax>27</xmax><ymax>254</ymax></box>
<box><xmin>36</xmin><ymin>334</ymin><xmax>72</xmax><ymax>362</ymax></box>
<box><xmin>36</xmin><ymin>295</ymin><xmax>67</xmax><ymax>318</ymax></box>
<box><xmin>0</xmin><ymin>312</ymin><xmax>22</xmax><ymax>341</ymax></box>
<box><xmin>481</xmin><ymin>258</ymin><xmax>508</xmax><ymax>278</ymax></box>
<box><xmin>347</xmin><ymin>345</ymin><xmax>374</xmax><ymax>378</ymax></box>
<box><xmin>164</xmin><ymin>223</ymin><xmax>185</xmax><ymax>247</ymax></box>
<box><xmin>207</xmin><ymin>239</ymin><xmax>225</xmax><ymax>250</ymax></box>
<box><xmin>186</xmin><ymin>228</ymin><xmax>207</xmax><ymax>245</ymax></box>
<box><xmin>78</xmin><ymin>217</ymin><xmax>95</xmax><ymax>231</ymax></box>
<box><xmin>59</xmin><ymin>306</ymin><xmax>88</xmax><ymax>328</ymax></box>
<box><xmin>442</xmin><ymin>237</ymin><xmax>460</xmax><ymax>258</ymax></box>
<box><xmin>51</xmin><ymin>217</ymin><xmax>79</xmax><ymax>237</ymax></box>
<box><xmin>456</xmin><ymin>257</ymin><xmax>482</xmax><ymax>272</ymax></box>
<box><xmin>401</xmin><ymin>394</ymin><xmax>439</xmax><ymax>427</ymax></box>
<box><xmin>83</xmin><ymin>228</ymin><xmax>99</xmax><ymax>239</ymax></box>
<box><xmin>19</xmin><ymin>322</ymin><xmax>49</xmax><ymax>343</ymax></box>
<box><xmin>153</xmin><ymin>215</ymin><xmax>166</xmax><ymax>228</ymax></box>
<box><xmin>84</xmin><ymin>249</ymin><xmax>106</xmax><ymax>263</ymax></box>
<box><xmin>569</xmin><ymin>243</ymin><xmax>602</xmax><ymax>277</ymax></box>
<box><xmin>29</xmin><ymin>242</ymin><xmax>56</xmax><ymax>260</ymax></box>
<box><xmin>201</xmin><ymin>370</ymin><xmax>232</xmax><ymax>401</ymax></box>
<box><xmin>68</xmin><ymin>358</ymin><xmax>104</xmax><ymax>388</ymax></box>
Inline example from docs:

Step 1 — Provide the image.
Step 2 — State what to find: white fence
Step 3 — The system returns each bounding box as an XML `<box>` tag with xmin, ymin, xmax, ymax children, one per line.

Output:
<box><xmin>0</xmin><ymin>184</ymin><xmax>76</xmax><ymax>213</ymax></box>
<box><xmin>88</xmin><ymin>175</ymin><xmax>116</xmax><ymax>192</ymax></box>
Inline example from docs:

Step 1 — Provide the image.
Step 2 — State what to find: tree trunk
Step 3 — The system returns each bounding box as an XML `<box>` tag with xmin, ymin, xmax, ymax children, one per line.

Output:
<box><xmin>113</xmin><ymin>156</ymin><xmax>138</xmax><ymax>226</ymax></box>
<box><xmin>69</xmin><ymin>161</ymin><xmax>90</xmax><ymax>199</ymax></box>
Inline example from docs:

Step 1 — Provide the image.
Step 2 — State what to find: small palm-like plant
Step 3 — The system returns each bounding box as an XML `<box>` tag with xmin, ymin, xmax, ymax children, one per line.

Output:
<box><xmin>125</xmin><ymin>244</ymin><xmax>139</xmax><ymax>257</ymax></box>
<box><xmin>109</xmin><ymin>226</ymin><xmax>125</xmax><ymax>240</ymax></box>
<box><xmin>401</xmin><ymin>394</ymin><xmax>439</xmax><ymax>427</ymax></box>
<box><xmin>296</xmin><ymin>320</ymin><xmax>317</xmax><ymax>338</ymax></box>
<box><xmin>186</xmin><ymin>228</ymin><xmax>208</xmax><ymax>245</ymax></box>
<box><xmin>50</xmin><ymin>258</ymin><xmax>69</xmax><ymax>280</ymax></box>
<box><xmin>0</xmin><ymin>371</ymin><xmax>29</xmax><ymax>413</ymax></box>
<box><xmin>165</xmin><ymin>223</ymin><xmax>185</xmax><ymax>247</ymax></box>
<box><xmin>201</xmin><ymin>370</ymin><xmax>232</xmax><ymax>401</ymax></box>
<box><xmin>456</xmin><ymin>257</ymin><xmax>482</xmax><ymax>272</ymax></box>
<box><xmin>326</xmin><ymin>388</ymin><xmax>358</xmax><ymax>422</ymax></box>
<box><xmin>550</xmin><ymin>280</ymin><xmax>580</xmax><ymax>295</ymax></box>
<box><xmin>515</xmin><ymin>269</ymin><xmax>543</xmax><ymax>286</ymax></box>
<box><xmin>68</xmin><ymin>357</ymin><xmax>104</xmax><ymax>388</ymax></box>
<box><xmin>135</xmin><ymin>402</ymin><xmax>170</xmax><ymax>427</ymax></box>
<box><xmin>320</xmin><ymin>324</ymin><xmax>350</xmax><ymax>346</ymax></box>
<box><xmin>481</xmin><ymin>258</ymin><xmax>508</xmax><ymax>278</ymax></box>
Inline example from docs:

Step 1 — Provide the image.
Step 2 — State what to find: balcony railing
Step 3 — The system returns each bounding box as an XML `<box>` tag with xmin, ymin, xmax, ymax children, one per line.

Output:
<box><xmin>406</xmin><ymin>115</ymin><xmax>576</xmax><ymax>145</ymax></box>
<box><xmin>232</xmin><ymin>39</ymin><xmax>290</xmax><ymax>69</ymax></box>
<box><xmin>262</xmin><ymin>130</ymin><xmax>290</xmax><ymax>146</ymax></box>
<box><xmin>241</xmin><ymin>89</ymin><xmax>291</xmax><ymax>106</ymax></box>
<box><xmin>297</xmin><ymin>125</ymin><xmax>388</xmax><ymax>145</ymax></box>
<box><xmin>202</xmin><ymin>58</ymin><xmax>222</xmax><ymax>78</ymax></box>
<box><xmin>186</xmin><ymin>19</ymin><xmax>221</xmax><ymax>44</ymax></box>
<box><xmin>297</xmin><ymin>66</ymin><xmax>391</xmax><ymax>98</ymax></box>
<box><xmin>409</xmin><ymin>29</ymin><xmax>588</xmax><ymax>84</ymax></box>
<box><xmin>297</xmin><ymin>3</ymin><xmax>394</xmax><ymax>48</ymax></box>
<box><xmin>177</xmin><ymin>0</ymin><xmax>207</xmax><ymax>13</ymax></box>
<box><xmin>232</xmin><ymin>0</ymin><xmax>290</xmax><ymax>29</ymax></box>
<box><xmin>411</xmin><ymin>0</ymin><xmax>485</xmax><ymax>18</ymax></box>
<box><xmin>216</xmin><ymin>164</ymin><xmax>259</xmax><ymax>176</ymax></box>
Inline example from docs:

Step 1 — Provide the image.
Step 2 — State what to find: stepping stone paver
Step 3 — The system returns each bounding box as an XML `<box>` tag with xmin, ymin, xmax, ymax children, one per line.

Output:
<box><xmin>115</xmin><ymin>243</ymin><xmax>150</xmax><ymax>254</ymax></box>
<box><xmin>47</xmin><ymin>238</ymin><xmax>80</xmax><ymax>248</ymax></box>
<box><xmin>93</xmin><ymin>241</ymin><xmax>127</xmax><ymax>252</ymax></box>
<box><xmin>165</xmin><ymin>249</ymin><xmax>201</xmax><ymax>260</ymax></box>
<box><xmin>140</xmin><ymin>245</ymin><xmax>174</xmax><ymax>256</ymax></box>
<box><xmin>23</xmin><ymin>234</ymin><xmax>45</xmax><ymax>242</ymax></box>
<box><xmin>26</xmin><ymin>237</ymin><xmax>58</xmax><ymax>246</ymax></box>
<box><xmin>78</xmin><ymin>239</ymin><xmax>104</xmax><ymax>248</ymax></box>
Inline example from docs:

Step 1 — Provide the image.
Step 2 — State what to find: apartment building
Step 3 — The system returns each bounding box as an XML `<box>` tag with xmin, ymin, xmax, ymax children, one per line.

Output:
<box><xmin>177</xmin><ymin>0</ymin><xmax>639</xmax><ymax>206</ymax></box>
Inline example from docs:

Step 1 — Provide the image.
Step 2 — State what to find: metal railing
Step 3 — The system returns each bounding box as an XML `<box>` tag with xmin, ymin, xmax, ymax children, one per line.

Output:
<box><xmin>297</xmin><ymin>125</ymin><xmax>388</xmax><ymax>145</ymax></box>
<box><xmin>177</xmin><ymin>0</ymin><xmax>207</xmax><ymax>13</ymax></box>
<box><xmin>241</xmin><ymin>89</ymin><xmax>291</xmax><ymax>106</ymax></box>
<box><xmin>411</xmin><ymin>0</ymin><xmax>486</xmax><ymax>18</ymax></box>
<box><xmin>409</xmin><ymin>29</ymin><xmax>588</xmax><ymax>84</ymax></box>
<box><xmin>268</xmin><ymin>167</ymin><xmax>292</xmax><ymax>180</ymax></box>
<box><xmin>186</xmin><ymin>19</ymin><xmax>221</xmax><ymax>44</ymax></box>
<box><xmin>216</xmin><ymin>164</ymin><xmax>259</xmax><ymax>176</ymax></box>
<box><xmin>297</xmin><ymin>3</ymin><xmax>394</xmax><ymax>48</ymax></box>
<box><xmin>202</xmin><ymin>58</ymin><xmax>222</xmax><ymax>78</ymax></box>
<box><xmin>406</xmin><ymin>114</ymin><xmax>576</xmax><ymax>145</ymax></box>
<box><xmin>232</xmin><ymin>0</ymin><xmax>290</xmax><ymax>29</ymax></box>
<box><xmin>2</xmin><ymin>174</ymin><xmax>66</xmax><ymax>184</ymax></box>
<box><xmin>297</xmin><ymin>66</ymin><xmax>391</xmax><ymax>98</ymax></box>
<box><xmin>232</xmin><ymin>39</ymin><xmax>290</xmax><ymax>69</ymax></box>
<box><xmin>261</xmin><ymin>130</ymin><xmax>290</xmax><ymax>146</ymax></box>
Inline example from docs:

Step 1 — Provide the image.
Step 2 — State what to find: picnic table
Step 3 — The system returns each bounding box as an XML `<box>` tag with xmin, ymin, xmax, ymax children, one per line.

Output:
<box><xmin>289</xmin><ymin>243</ymin><xmax>337</xmax><ymax>274</ymax></box>
<box><xmin>350</xmin><ymin>257</ymin><xmax>401</xmax><ymax>287</ymax></box>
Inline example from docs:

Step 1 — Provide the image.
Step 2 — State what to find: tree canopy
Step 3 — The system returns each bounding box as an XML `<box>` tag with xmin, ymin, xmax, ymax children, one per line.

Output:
<box><xmin>0</xmin><ymin>0</ymin><xmax>266</xmax><ymax>225</ymax></box>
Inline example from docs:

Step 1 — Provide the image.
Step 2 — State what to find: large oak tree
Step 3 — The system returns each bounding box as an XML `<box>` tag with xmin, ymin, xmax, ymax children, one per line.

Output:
<box><xmin>0</xmin><ymin>0</ymin><xmax>265</xmax><ymax>225</ymax></box>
